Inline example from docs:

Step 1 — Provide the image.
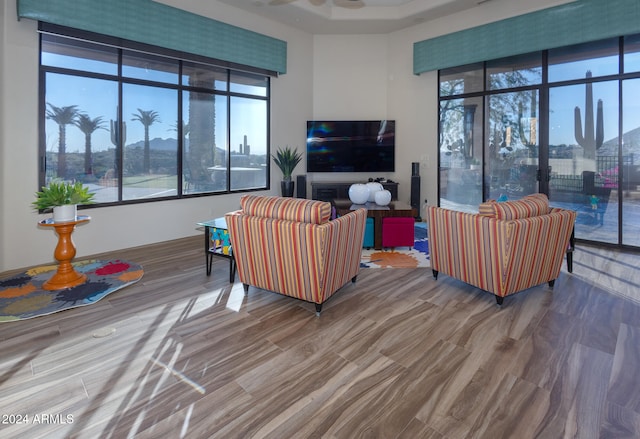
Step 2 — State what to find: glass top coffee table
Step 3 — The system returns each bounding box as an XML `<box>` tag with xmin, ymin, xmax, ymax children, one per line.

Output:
<box><xmin>197</xmin><ymin>217</ymin><xmax>235</xmax><ymax>283</ymax></box>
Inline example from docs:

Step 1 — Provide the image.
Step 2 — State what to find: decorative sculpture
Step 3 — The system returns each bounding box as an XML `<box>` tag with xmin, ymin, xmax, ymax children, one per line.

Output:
<box><xmin>348</xmin><ymin>184</ymin><xmax>369</xmax><ymax>205</ymax></box>
<box><xmin>365</xmin><ymin>182</ymin><xmax>383</xmax><ymax>202</ymax></box>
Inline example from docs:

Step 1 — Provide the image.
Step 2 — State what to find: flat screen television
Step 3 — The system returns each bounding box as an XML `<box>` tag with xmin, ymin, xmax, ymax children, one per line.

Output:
<box><xmin>306</xmin><ymin>120</ymin><xmax>395</xmax><ymax>173</ymax></box>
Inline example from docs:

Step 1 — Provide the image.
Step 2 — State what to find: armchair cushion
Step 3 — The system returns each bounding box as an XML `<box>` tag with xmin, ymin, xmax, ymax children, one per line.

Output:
<box><xmin>240</xmin><ymin>194</ymin><xmax>331</xmax><ymax>224</ymax></box>
<box><xmin>479</xmin><ymin>193</ymin><xmax>550</xmax><ymax>220</ymax></box>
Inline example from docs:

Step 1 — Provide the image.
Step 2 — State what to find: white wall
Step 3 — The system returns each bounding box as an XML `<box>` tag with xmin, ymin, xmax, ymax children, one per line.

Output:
<box><xmin>308</xmin><ymin>34</ymin><xmax>396</xmax><ymax>187</ymax></box>
<box><xmin>0</xmin><ymin>0</ymin><xmax>572</xmax><ymax>272</ymax></box>
<box><xmin>307</xmin><ymin>32</ymin><xmax>434</xmax><ymax>208</ymax></box>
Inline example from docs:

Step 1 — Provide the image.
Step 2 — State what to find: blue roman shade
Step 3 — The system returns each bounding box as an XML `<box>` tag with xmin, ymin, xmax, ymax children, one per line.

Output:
<box><xmin>17</xmin><ymin>0</ymin><xmax>287</xmax><ymax>75</ymax></box>
<box><xmin>414</xmin><ymin>0</ymin><xmax>640</xmax><ymax>74</ymax></box>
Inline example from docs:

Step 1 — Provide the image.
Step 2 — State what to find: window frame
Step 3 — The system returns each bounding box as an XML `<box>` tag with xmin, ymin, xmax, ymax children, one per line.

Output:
<box><xmin>38</xmin><ymin>23</ymin><xmax>272</xmax><ymax>209</ymax></box>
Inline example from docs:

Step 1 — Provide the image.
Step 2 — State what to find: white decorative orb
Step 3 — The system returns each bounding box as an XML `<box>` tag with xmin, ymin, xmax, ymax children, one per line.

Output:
<box><xmin>366</xmin><ymin>182</ymin><xmax>384</xmax><ymax>202</ymax></box>
<box><xmin>348</xmin><ymin>184</ymin><xmax>369</xmax><ymax>204</ymax></box>
<box><xmin>374</xmin><ymin>189</ymin><xmax>392</xmax><ymax>206</ymax></box>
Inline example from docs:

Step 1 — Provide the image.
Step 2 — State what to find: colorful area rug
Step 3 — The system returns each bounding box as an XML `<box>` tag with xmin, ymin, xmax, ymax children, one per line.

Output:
<box><xmin>360</xmin><ymin>223</ymin><xmax>430</xmax><ymax>268</ymax></box>
<box><xmin>0</xmin><ymin>260</ymin><xmax>143</xmax><ymax>322</ymax></box>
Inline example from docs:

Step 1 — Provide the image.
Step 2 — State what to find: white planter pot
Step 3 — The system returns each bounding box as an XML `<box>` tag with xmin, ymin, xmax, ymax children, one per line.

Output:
<box><xmin>348</xmin><ymin>184</ymin><xmax>369</xmax><ymax>205</ymax></box>
<box><xmin>53</xmin><ymin>205</ymin><xmax>77</xmax><ymax>223</ymax></box>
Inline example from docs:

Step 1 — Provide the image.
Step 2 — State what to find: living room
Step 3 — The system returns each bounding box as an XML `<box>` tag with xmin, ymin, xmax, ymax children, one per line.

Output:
<box><xmin>1</xmin><ymin>0</ymin><xmax>584</xmax><ymax>273</ymax></box>
<box><xmin>4</xmin><ymin>1</ymin><xmax>640</xmax><ymax>437</ymax></box>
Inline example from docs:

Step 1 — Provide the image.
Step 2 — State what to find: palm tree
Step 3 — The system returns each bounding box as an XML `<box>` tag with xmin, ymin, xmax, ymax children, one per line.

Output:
<box><xmin>131</xmin><ymin>109</ymin><xmax>161</xmax><ymax>174</ymax></box>
<box><xmin>74</xmin><ymin>113</ymin><xmax>106</xmax><ymax>176</ymax></box>
<box><xmin>46</xmin><ymin>103</ymin><xmax>79</xmax><ymax>178</ymax></box>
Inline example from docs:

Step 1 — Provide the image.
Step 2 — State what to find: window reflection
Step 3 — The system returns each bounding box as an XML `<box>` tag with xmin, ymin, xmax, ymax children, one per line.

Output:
<box><xmin>183</xmin><ymin>62</ymin><xmax>227</xmax><ymax>91</ymax></box>
<box><xmin>439</xmin><ymin>96</ymin><xmax>483</xmax><ymax>210</ymax></box>
<box><xmin>183</xmin><ymin>90</ymin><xmax>228</xmax><ymax>194</ymax></box>
<box><xmin>44</xmin><ymin>73</ymin><xmax>118</xmax><ymax>203</ymax></box>
<box><xmin>548</xmin><ymin>80</ymin><xmax>619</xmax><ymax>244</ymax></box>
<box><xmin>548</xmin><ymin>38</ymin><xmax>619</xmax><ymax>82</ymax></box>
<box><xmin>230</xmin><ymin>71</ymin><xmax>268</xmax><ymax>96</ymax></box>
<box><xmin>487</xmin><ymin>53</ymin><xmax>542</xmax><ymax>90</ymax></box>
<box><xmin>486</xmin><ymin>90</ymin><xmax>539</xmax><ymax>201</ymax></box>
<box><xmin>122</xmin><ymin>50</ymin><xmax>179</xmax><ymax>84</ymax></box>
<box><xmin>41</xmin><ymin>35</ymin><xmax>118</xmax><ymax>75</ymax></box>
<box><xmin>439</xmin><ymin>63</ymin><xmax>483</xmax><ymax>97</ymax></box>
<box><xmin>229</xmin><ymin>97</ymin><xmax>267</xmax><ymax>191</ymax></box>
<box><xmin>622</xmin><ymin>78</ymin><xmax>640</xmax><ymax>246</ymax></box>
<box><xmin>624</xmin><ymin>34</ymin><xmax>640</xmax><ymax>73</ymax></box>
<box><xmin>122</xmin><ymin>84</ymin><xmax>178</xmax><ymax>200</ymax></box>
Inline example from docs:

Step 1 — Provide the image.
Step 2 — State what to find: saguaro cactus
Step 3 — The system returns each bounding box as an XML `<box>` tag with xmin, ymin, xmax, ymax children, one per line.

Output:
<box><xmin>574</xmin><ymin>71</ymin><xmax>604</xmax><ymax>160</ymax></box>
<box><xmin>110</xmin><ymin>118</ymin><xmax>127</xmax><ymax>150</ymax></box>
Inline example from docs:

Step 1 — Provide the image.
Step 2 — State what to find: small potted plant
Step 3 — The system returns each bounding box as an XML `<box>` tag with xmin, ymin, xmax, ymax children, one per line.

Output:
<box><xmin>469</xmin><ymin>158</ymin><xmax>481</xmax><ymax>170</ymax></box>
<box><xmin>33</xmin><ymin>180</ymin><xmax>95</xmax><ymax>222</ymax></box>
<box><xmin>272</xmin><ymin>146</ymin><xmax>303</xmax><ymax>197</ymax></box>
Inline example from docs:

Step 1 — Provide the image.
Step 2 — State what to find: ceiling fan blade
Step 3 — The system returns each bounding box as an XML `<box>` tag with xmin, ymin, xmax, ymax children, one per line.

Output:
<box><xmin>333</xmin><ymin>0</ymin><xmax>365</xmax><ymax>9</ymax></box>
<box><xmin>269</xmin><ymin>0</ymin><xmax>297</xmax><ymax>5</ymax></box>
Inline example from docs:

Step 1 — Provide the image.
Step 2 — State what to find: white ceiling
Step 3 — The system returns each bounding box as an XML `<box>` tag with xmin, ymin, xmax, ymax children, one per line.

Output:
<box><xmin>216</xmin><ymin>0</ymin><xmax>492</xmax><ymax>34</ymax></box>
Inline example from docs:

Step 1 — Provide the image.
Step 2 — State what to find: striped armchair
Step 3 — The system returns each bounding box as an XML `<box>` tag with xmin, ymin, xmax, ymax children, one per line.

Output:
<box><xmin>426</xmin><ymin>194</ymin><xmax>576</xmax><ymax>305</ymax></box>
<box><xmin>225</xmin><ymin>195</ymin><xmax>367</xmax><ymax>315</ymax></box>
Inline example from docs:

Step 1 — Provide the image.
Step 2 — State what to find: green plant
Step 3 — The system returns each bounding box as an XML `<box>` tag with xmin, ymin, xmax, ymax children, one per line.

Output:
<box><xmin>32</xmin><ymin>181</ymin><xmax>95</xmax><ymax>211</ymax></box>
<box><xmin>272</xmin><ymin>146</ymin><xmax>302</xmax><ymax>181</ymax></box>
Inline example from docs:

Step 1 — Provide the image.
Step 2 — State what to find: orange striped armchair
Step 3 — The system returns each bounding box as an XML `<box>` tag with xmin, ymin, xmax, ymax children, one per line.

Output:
<box><xmin>225</xmin><ymin>195</ymin><xmax>367</xmax><ymax>316</ymax></box>
<box><xmin>426</xmin><ymin>194</ymin><xmax>576</xmax><ymax>305</ymax></box>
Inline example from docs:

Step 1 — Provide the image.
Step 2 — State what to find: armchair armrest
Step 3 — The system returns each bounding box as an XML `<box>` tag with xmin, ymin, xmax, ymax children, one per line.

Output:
<box><xmin>320</xmin><ymin>208</ymin><xmax>367</xmax><ymax>295</ymax></box>
<box><xmin>426</xmin><ymin>205</ymin><xmax>576</xmax><ymax>298</ymax></box>
<box><xmin>500</xmin><ymin>209</ymin><xmax>576</xmax><ymax>295</ymax></box>
<box><xmin>426</xmin><ymin>206</ymin><xmax>507</xmax><ymax>293</ymax></box>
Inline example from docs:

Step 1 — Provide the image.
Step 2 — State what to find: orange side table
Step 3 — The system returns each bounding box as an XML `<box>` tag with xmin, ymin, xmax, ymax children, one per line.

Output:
<box><xmin>38</xmin><ymin>215</ymin><xmax>90</xmax><ymax>290</ymax></box>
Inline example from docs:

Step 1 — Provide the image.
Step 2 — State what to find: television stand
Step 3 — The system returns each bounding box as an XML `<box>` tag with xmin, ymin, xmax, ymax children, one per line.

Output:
<box><xmin>311</xmin><ymin>181</ymin><xmax>398</xmax><ymax>202</ymax></box>
<box><xmin>333</xmin><ymin>199</ymin><xmax>415</xmax><ymax>250</ymax></box>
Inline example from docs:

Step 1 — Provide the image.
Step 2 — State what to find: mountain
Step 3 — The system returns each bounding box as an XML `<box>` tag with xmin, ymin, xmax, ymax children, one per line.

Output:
<box><xmin>601</xmin><ymin>125</ymin><xmax>640</xmax><ymax>156</ymax></box>
<box><xmin>126</xmin><ymin>137</ymin><xmax>178</xmax><ymax>151</ymax></box>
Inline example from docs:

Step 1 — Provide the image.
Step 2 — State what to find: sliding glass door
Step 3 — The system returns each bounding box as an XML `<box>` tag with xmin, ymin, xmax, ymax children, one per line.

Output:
<box><xmin>622</xmin><ymin>78</ymin><xmax>640</xmax><ymax>247</ymax></box>
<box><xmin>438</xmin><ymin>33</ymin><xmax>640</xmax><ymax>250</ymax></box>
<box><xmin>548</xmin><ymin>80</ymin><xmax>619</xmax><ymax>244</ymax></box>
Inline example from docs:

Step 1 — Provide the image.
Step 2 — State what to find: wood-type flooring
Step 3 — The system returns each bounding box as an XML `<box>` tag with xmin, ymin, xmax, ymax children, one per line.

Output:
<box><xmin>1</xmin><ymin>236</ymin><xmax>640</xmax><ymax>438</ymax></box>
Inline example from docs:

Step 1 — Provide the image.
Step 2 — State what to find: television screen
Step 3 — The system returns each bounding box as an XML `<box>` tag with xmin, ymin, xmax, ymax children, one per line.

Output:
<box><xmin>306</xmin><ymin>120</ymin><xmax>395</xmax><ymax>173</ymax></box>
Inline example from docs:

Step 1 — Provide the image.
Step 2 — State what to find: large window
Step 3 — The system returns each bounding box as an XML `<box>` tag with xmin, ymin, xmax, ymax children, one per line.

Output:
<box><xmin>40</xmin><ymin>29</ymin><xmax>270</xmax><ymax>205</ymax></box>
<box><xmin>438</xmin><ymin>34</ymin><xmax>640</xmax><ymax>249</ymax></box>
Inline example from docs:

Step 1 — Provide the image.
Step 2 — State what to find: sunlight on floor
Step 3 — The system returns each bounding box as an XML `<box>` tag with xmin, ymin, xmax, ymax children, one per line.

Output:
<box><xmin>572</xmin><ymin>244</ymin><xmax>640</xmax><ymax>304</ymax></box>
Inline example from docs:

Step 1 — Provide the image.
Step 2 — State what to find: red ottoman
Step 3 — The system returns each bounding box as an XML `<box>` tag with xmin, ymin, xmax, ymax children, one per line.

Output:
<box><xmin>382</xmin><ymin>217</ymin><xmax>415</xmax><ymax>248</ymax></box>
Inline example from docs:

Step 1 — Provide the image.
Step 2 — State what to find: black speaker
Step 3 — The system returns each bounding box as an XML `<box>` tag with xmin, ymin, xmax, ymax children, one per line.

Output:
<box><xmin>296</xmin><ymin>175</ymin><xmax>307</xmax><ymax>198</ymax></box>
<box><xmin>412</xmin><ymin>162</ymin><xmax>420</xmax><ymax>177</ymax></box>
<box><xmin>410</xmin><ymin>163</ymin><xmax>421</xmax><ymax>220</ymax></box>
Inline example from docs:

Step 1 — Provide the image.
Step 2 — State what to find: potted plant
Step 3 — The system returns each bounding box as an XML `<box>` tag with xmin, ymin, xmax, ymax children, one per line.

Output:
<box><xmin>469</xmin><ymin>158</ymin><xmax>481</xmax><ymax>170</ymax></box>
<box><xmin>272</xmin><ymin>146</ymin><xmax>302</xmax><ymax>197</ymax></box>
<box><xmin>33</xmin><ymin>181</ymin><xmax>95</xmax><ymax>222</ymax></box>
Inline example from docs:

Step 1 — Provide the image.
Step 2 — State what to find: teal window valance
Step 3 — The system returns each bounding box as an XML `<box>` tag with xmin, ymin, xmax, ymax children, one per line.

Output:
<box><xmin>414</xmin><ymin>0</ymin><xmax>640</xmax><ymax>75</ymax></box>
<box><xmin>17</xmin><ymin>0</ymin><xmax>287</xmax><ymax>75</ymax></box>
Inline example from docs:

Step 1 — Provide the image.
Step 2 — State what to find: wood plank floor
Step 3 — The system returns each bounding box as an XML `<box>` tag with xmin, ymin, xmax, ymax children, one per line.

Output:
<box><xmin>1</xmin><ymin>237</ymin><xmax>640</xmax><ymax>438</ymax></box>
